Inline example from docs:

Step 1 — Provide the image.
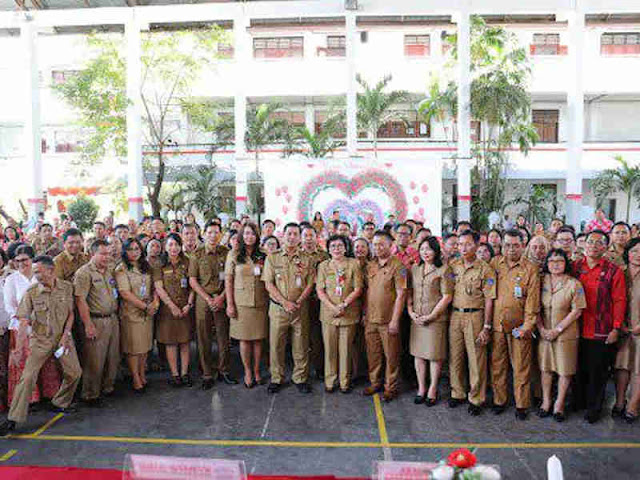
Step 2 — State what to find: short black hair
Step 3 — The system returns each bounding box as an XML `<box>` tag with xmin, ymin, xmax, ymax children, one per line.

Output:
<box><xmin>443</xmin><ymin>233</ymin><xmax>458</xmax><ymax>242</ymax></box>
<box><xmin>204</xmin><ymin>220</ymin><xmax>222</xmax><ymax>232</ymax></box>
<box><xmin>624</xmin><ymin>237</ymin><xmax>640</xmax><ymax>265</ymax></box>
<box><xmin>373</xmin><ymin>230</ymin><xmax>394</xmax><ymax>243</ymax></box>
<box><xmin>394</xmin><ymin>223</ymin><xmax>413</xmax><ymax>235</ymax></box>
<box><xmin>518</xmin><ymin>227</ymin><xmax>531</xmax><ymax>244</ymax></box>
<box><xmin>503</xmin><ymin>228</ymin><xmax>524</xmax><ymax>243</ymax></box>
<box><xmin>114</xmin><ymin>224</ymin><xmax>129</xmax><ymax>231</ymax></box>
<box><xmin>93</xmin><ymin>221</ymin><xmax>106</xmax><ymax>228</ymax></box>
<box><xmin>262</xmin><ymin>219</ymin><xmax>276</xmax><ymax>228</ymax></box>
<box><xmin>542</xmin><ymin>248</ymin><xmax>570</xmax><ymax>274</ymax></box>
<box><xmin>33</xmin><ymin>255</ymin><xmax>54</xmax><ymax>268</ymax></box>
<box><xmin>556</xmin><ymin>226</ymin><xmax>576</xmax><ymax>240</ymax></box>
<box><xmin>613</xmin><ymin>221</ymin><xmax>631</xmax><ymax>232</ymax></box>
<box><xmin>261</xmin><ymin>235</ymin><xmax>280</xmax><ymax>249</ymax></box>
<box><xmin>363</xmin><ymin>222</ymin><xmax>376</xmax><ymax>229</ymax></box>
<box><xmin>63</xmin><ymin>228</ymin><xmax>83</xmax><ymax>242</ymax></box>
<box><xmin>300</xmin><ymin>221</ymin><xmax>312</xmax><ymax>229</ymax></box>
<box><xmin>90</xmin><ymin>239</ymin><xmax>110</xmax><ymax>254</ymax></box>
<box><xmin>478</xmin><ymin>242</ymin><xmax>495</xmax><ymax>259</ymax></box>
<box><xmin>488</xmin><ymin>228</ymin><xmax>502</xmax><ymax>239</ymax></box>
<box><xmin>283</xmin><ymin>222</ymin><xmax>301</xmax><ymax>234</ymax></box>
<box><xmin>41</xmin><ymin>223</ymin><xmax>53</xmax><ymax>230</ymax></box>
<box><xmin>416</xmin><ymin>227</ymin><xmax>430</xmax><ymax>237</ymax></box>
<box><xmin>586</xmin><ymin>229</ymin><xmax>610</xmax><ymax>245</ymax></box>
<box><xmin>457</xmin><ymin>221</ymin><xmax>472</xmax><ymax>229</ymax></box>
<box><xmin>458</xmin><ymin>229</ymin><xmax>480</xmax><ymax>244</ymax></box>
<box><xmin>327</xmin><ymin>235</ymin><xmax>350</xmax><ymax>255</ymax></box>
<box><xmin>15</xmin><ymin>244</ymin><xmax>35</xmax><ymax>259</ymax></box>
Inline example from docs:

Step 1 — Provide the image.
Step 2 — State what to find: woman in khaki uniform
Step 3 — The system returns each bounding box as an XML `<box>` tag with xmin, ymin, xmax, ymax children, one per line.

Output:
<box><xmin>620</xmin><ymin>238</ymin><xmax>640</xmax><ymax>423</ymax></box>
<box><xmin>537</xmin><ymin>248</ymin><xmax>586</xmax><ymax>422</ymax></box>
<box><xmin>115</xmin><ymin>238</ymin><xmax>159</xmax><ymax>393</ymax></box>
<box><xmin>408</xmin><ymin>237</ymin><xmax>453</xmax><ymax>406</ymax></box>
<box><xmin>154</xmin><ymin>233</ymin><xmax>194</xmax><ymax>388</ymax></box>
<box><xmin>225</xmin><ymin>223</ymin><xmax>268</xmax><ymax>388</ymax></box>
<box><xmin>316</xmin><ymin>235</ymin><xmax>363</xmax><ymax>393</ymax></box>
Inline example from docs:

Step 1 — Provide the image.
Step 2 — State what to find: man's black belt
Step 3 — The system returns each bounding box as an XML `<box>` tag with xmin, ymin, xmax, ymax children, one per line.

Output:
<box><xmin>90</xmin><ymin>312</ymin><xmax>116</xmax><ymax>318</ymax></box>
<box><xmin>452</xmin><ymin>307</ymin><xmax>483</xmax><ymax>313</ymax></box>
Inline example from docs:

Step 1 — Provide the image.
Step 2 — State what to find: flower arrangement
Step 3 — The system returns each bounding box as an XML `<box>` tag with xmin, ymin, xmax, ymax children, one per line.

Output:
<box><xmin>431</xmin><ymin>449</ymin><xmax>500</xmax><ymax>480</ymax></box>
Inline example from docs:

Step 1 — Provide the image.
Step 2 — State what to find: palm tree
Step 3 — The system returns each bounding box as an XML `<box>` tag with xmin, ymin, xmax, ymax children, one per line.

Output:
<box><xmin>175</xmin><ymin>165</ymin><xmax>231</xmax><ymax>221</ymax></box>
<box><xmin>245</xmin><ymin>103</ymin><xmax>291</xmax><ymax>163</ymax></box>
<box><xmin>591</xmin><ymin>155</ymin><xmax>640</xmax><ymax>223</ymax></box>
<box><xmin>356</xmin><ymin>74</ymin><xmax>410</xmax><ymax>157</ymax></box>
<box><xmin>504</xmin><ymin>184</ymin><xmax>557</xmax><ymax>226</ymax></box>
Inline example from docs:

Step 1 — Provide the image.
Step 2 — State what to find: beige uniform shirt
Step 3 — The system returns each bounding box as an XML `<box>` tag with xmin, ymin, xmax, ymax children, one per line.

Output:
<box><xmin>262</xmin><ymin>247</ymin><xmax>314</xmax><ymax>303</ymax></box>
<box><xmin>540</xmin><ymin>274</ymin><xmax>587</xmax><ymax>342</ymax></box>
<box><xmin>73</xmin><ymin>261</ymin><xmax>118</xmax><ymax>316</ymax></box>
<box><xmin>225</xmin><ymin>251</ymin><xmax>269</xmax><ymax>308</ymax></box>
<box><xmin>188</xmin><ymin>244</ymin><xmax>229</xmax><ymax>295</ymax></box>
<box><xmin>449</xmin><ymin>258</ymin><xmax>497</xmax><ymax>309</ymax></box>
<box><xmin>32</xmin><ymin>237</ymin><xmax>63</xmax><ymax>257</ymax></box>
<box><xmin>316</xmin><ymin>258</ymin><xmax>363</xmax><ymax>325</ymax></box>
<box><xmin>54</xmin><ymin>250</ymin><xmax>90</xmax><ymax>283</ymax></box>
<box><xmin>410</xmin><ymin>263</ymin><xmax>453</xmax><ymax>322</ymax></box>
<box><xmin>490</xmin><ymin>256</ymin><xmax>541</xmax><ymax>332</ymax></box>
<box><xmin>364</xmin><ymin>256</ymin><xmax>408</xmax><ymax>325</ymax></box>
<box><xmin>153</xmin><ymin>257</ymin><xmax>191</xmax><ymax>309</ymax></box>
<box><xmin>626</xmin><ymin>268</ymin><xmax>640</xmax><ymax>331</ymax></box>
<box><xmin>18</xmin><ymin>279</ymin><xmax>74</xmax><ymax>339</ymax></box>
<box><xmin>114</xmin><ymin>264</ymin><xmax>153</xmax><ymax>323</ymax></box>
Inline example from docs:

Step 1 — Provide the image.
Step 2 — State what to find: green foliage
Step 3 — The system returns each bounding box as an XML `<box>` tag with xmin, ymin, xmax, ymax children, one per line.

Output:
<box><xmin>591</xmin><ymin>155</ymin><xmax>640</xmax><ymax>223</ymax></box>
<box><xmin>504</xmin><ymin>184</ymin><xmax>557</xmax><ymax>226</ymax></box>
<box><xmin>67</xmin><ymin>195</ymin><xmax>99</xmax><ymax>233</ymax></box>
<box><xmin>245</xmin><ymin>103</ymin><xmax>291</xmax><ymax>160</ymax></box>
<box><xmin>173</xmin><ymin>165</ymin><xmax>233</xmax><ymax>221</ymax></box>
<box><xmin>418</xmin><ymin>16</ymin><xmax>537</xmax><ymax>230</ymax></box>
<box><xmin>289</xmin><ymin>126</ymin><xmax>345</xmax><ymax>159</ymax></box>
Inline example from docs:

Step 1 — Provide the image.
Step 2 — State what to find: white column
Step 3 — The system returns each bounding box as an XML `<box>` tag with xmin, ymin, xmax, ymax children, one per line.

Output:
<box><xmin>566</xmin><ymin>6</ymin><xmax>585</xmax><ymax>228</ymax></box>
<box><xmin>126</xmin><ymin>14</ymin><xmax>144</xmax><ymax>221</ymax></box>
<box><xmin>22</xmin><ymin>20</ymin><xmax>43</xmax><ymax>220</ymax></box>
<box><xmin>234</xmin><ymin>13</ymin><xmax>250</xmax><ymax>216</ymax></box>
<box><xmin>456</xmin><ymin>7</ymin><xmax>471</xmax><ymax>222</ymax></box>
<box><xmin>305</xmin><ymin>103</ymin><xmax>315</xmax><ymax>134</ymax></box>
<box><xmin>345</xmin><ymin>12</ymin><xmax>358</xmax><ymax>157</ymax></box>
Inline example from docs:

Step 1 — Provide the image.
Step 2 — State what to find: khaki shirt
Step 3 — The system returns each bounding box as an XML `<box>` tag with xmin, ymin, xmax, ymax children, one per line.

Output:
<box><xmin>114</xmin><ymin>264</ymin><xmax>153</xmax><ymax>323</ymax></box>
<box><xmin>540</xmin><ymin>274</ymin><xmax>586</xmax><ymax>341</ymax></box>
<box><xmin>410</xmin><ymin>263</ymin><xmax>453</xmax><ymax>322</ymax></box>
<box><xmin>262</xmin><ymin>247</ymin><xmax>315</xmax><ymax>303</ymax></box>
<box><xmin>606</xmin><ymin>245</ymin><xmax>625</xmax><ymax>267</ymax></box>
<box><xmin>18</xmin><ymin>279</ymin><xmax>74</xmax><ymax>339</ymax></box>
<box><xmin>32</xmin><ymin>237</ymin><xmax>63</xmax><ymax>257</ymax></box>
<box><xmin>188</xmin><ymin>244</ymin><xmax>229</xmax><ymax>295</ymax></box>
<box><xmin>316</xmin><ymin>258</ymin><xmax>363</xmax><ymax>325</ymax></box>
<box><xmin>626</xmin><ymin>267</ymin><xmax>640</xmax><ymax>331</ymax></box>
<box><xmin>225</xmin><ymin>251</ymin><xmax>269</xmax><ymax>308</ymax></box>
<box><xmin>364</xmin><ymin>256</ymin><xmax>408</xmax><ymax>325</ymax></box>
<box><xmin>301</xmin><ymin>249</ymin><xmax>330</xmax><ymax>269</ymax></box>
<box><xmin>490</xmin><ymin>256</ymin><xmax>541</xmax><ymax>332</ymax></box>
<box><xmin>73</xmin><ymin>261</ymin><xmax>118</xmax><ymax>316</ymax></box>
<box><xmin>153</xmin><ymin>257</ymin><xmax>191</xmax><ymax>309</ymax></box>
<box><xmin>449</xmin><ymin>258</ymin><xmax>497</xmax><ymax>309</ymax></box>
<box><xmin>54</xmin><ymin>250</ymin><xmax>90</xmax><ymax>282</ymax></box>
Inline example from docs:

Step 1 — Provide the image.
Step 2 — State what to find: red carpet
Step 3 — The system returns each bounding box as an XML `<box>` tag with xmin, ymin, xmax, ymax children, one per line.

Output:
<box><xmin>0</xmin><ymin>465</ymin><xmax>366</xmax><ymax>480</ymax></box>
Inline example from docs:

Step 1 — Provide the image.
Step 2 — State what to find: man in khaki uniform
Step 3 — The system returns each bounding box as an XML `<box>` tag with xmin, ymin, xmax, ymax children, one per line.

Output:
<box><xmin>32</xmin><ymin>223</ymin><xmax>63</xmax><ymax>257</ymax></box>
<box><xmin>181</xmin><ymin>223</ymin><xmax>200</xmax><ymax>258</ymax></box>
<box><xmin>448</xmin><ymin>230</ymin><xmax>496</xmax><ymax>416</ymax></box>
<box><xmin>490</xmin><ymin>229</ymin><xmax>540</xmax><ymax>420</ymax></box>
<box><xmin>74</xmin><ymin>240</ymin><xmax>120</xmax><ymax>406</ymax></box>
<box><xmin>263</xmin><ymin>223</ymin><xmax>315</xmax><ymax>394</ymax></box>
<box><xmin>189</xmin><ymin>221</ymin><xmax>235</xmax><ymax>389</ymax></box>
<box><xmin>363</xmin><ymin>230</ymin><xmax>408</xmax><ymax>402</ymax></box>
<box><xmin>301</xmin><ymin>225</ymin><xmax>330</xmax><ymax>380</ymax></box>
<box><xmin>607</xmin><ymin>221</ymin><xmax>631</xmax><ymax>267</ymax></box>
<box><xmin>54</xmin><ymin>228</ymin><xmax>90</xmax><ymax>282</ymax></box>
<box><xmin>0</xmin><ymin>256</ymin><xmax>81</xmax><ymax>435</ymax></box>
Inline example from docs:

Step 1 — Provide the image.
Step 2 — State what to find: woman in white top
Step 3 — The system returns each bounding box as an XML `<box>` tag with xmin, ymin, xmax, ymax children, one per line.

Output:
<box><xmin>4</xmin><ymin>245</ymin><xmax>60</xmax><ymax>406</ymax></box>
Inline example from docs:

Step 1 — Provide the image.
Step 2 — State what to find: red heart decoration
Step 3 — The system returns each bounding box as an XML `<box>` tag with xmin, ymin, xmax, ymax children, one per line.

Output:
<box><xmin>410</xmin><ymin>181</ymin><xmax>416</xmax><ymax>190</ymax></box>
<box><xmin>285</xmin><ymin>194</ymin><xmax>292</xmax><ymax>203</ymax></box>
<box><xmin>421</xmin><ymin>184</ymin><xmax>428</xmax><ymax>193</ymax></box>
<box><xmin>413</xmin><ymin>196</ymin><xmax>419</xmax><ymax>204</ymax></box>
<box><xmin>282</xmin><ymin>205</ymin><xmax>289</xmax><ymax>214</ymax></box>
<box><xmin>275</xmin><ymin>188</ymin><xmax>281</xmax><ymax>197</ymax></box>
<box><xmin>419</xmin><ymin>207</ymin><xmax>425</xmax><ymax>215</ymax></box>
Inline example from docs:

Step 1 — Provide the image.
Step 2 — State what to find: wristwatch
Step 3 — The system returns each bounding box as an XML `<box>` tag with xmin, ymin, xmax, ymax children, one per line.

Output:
<box><xmin>555</xmin><ymin>325</ymin><xmax>563</xmax><ymax>334</ymax></box>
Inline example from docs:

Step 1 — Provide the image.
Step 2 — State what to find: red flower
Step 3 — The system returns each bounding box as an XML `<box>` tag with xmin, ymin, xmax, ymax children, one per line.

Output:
<box><xmin>447</xmin><ymin>448</ymin><xmax>476</xmax><ymax>469</ymax></box>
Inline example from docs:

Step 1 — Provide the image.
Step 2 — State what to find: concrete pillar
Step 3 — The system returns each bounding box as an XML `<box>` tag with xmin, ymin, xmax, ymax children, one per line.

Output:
<box><xmin>22</xmin><ymin>20</ymin><xmax>44</xmax><ymax>220</ymax></box>
<box><xmin>565</xmin><ymin>6</ymin><xmax>585</xmax><ymax>228</ymax></box>
<box><xmin>455</xmin><ymin>6</ymin><xmax>471</xmax><ymax>222</ymax></box>
<box><xmin>346</xmin><ymin>12</ymin><xmax>358</xmax><ymax>157</ymax></box>
<box><xmin>234</xmin><ymin>14</ymin><xmax>250</xmax><ymax>216</ymax></box>
<box><xmin>126</xmin><ymin>14</ymin><xmax>144</xmax><ymax>221</ymax></box>
<box><xmin>305</xmin><ymin>103</ymin><xmax>315</xmax><ymax>134</ymax></box>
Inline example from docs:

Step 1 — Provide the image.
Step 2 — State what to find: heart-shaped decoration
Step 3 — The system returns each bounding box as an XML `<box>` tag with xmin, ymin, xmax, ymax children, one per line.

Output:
<box><xmin>410</xmin><ymin>181</ymin><xmax>416</xmax><ymax>190</ymax></box>
<box><xmin>282</xmin><ymin>186</ymin><xmax>288</xmax><ymax>193</ymax></box>
<box><xmin>325</xmin><ymin>199</ymin><xmax>385</xmax><ymax>229</ymax></box>
<box><xmin>275</xmin><ymin>188</ymin><xmax>281</xmax><ymax>197</ymax></box>
<box><xmin>282</xmin><ymin>205</ymin><xmax>289</xmax><ymax>214</ymax></box>
<box><xmin>285</xmin><ymin>194</ymin><xmax>292</xmax><ymax>203</ymax></box>
<box><xmin>421</xmin><ymin>184</ymin><xmax>428</xmax><ymax>193</ymax></box>
<box><xmin>297</xmin><ymin>169</ymin><xmax>408</xmax><ymax>223</ymax></box>
<box><xmin>419</xmin><ymin>207</ymin><xmax>425</xmax><ymax>215</ymax></box>
<box><xmin>413</xmin><ymin>196</ymin><xmax>419</xmax><ymax>205</ymax></box>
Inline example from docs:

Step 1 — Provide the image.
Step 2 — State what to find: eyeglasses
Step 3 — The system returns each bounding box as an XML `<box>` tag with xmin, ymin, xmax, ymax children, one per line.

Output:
<box><xmin>586</xmin><ymin>240</ymin><xmax>606</xmax><ymax>247</ymax></box>
<box><xmin>14</xmin><ymin>258</ymin><xmax>30</xmax><ymax>264</ymax></box>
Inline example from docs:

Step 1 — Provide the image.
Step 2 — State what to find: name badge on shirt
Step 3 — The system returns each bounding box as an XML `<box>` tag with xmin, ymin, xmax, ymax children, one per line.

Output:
<box><xmin>335</xmin><ymin>286</ymin><xmax>343</xmax><ymax>297</ymax></box>
<box><xmin>112</xmin><ymin>288</ymin><xmax>118</xmax><ymax>299</ymax></box>
<box><xmin>181</xmin><ymin>277</ymin><xmax>188</xmax><ymax>289</ymax></box>
<box><xmin>514</xmin><ymin>285</ymin><xmax>522</xmax><ymax>298</ymax></box>
<box><xmin>218</xmin><ymin>271</ymin><xmax>225</xmax><ymax>282</ymax></box>
<box><xmin>140</xmin><ymin>283</ymin><xmax>147</xmax><ymax>298</ymax></box>
<box><xmin>295</xmin><ymin>275</ymin><xmax>302</xmax><ymax>288</ymax></box>
<box><xmin>254</xmin><ymin>265</ymin><xmax>261</xmax><ymax>276</ymax></box>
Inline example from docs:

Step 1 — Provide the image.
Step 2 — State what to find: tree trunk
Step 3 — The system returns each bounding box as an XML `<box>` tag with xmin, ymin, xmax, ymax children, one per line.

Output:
<box><xmin>149</xmin><ymin>148</ymin><xmax>165</xmax><ymax>218</ymax></box>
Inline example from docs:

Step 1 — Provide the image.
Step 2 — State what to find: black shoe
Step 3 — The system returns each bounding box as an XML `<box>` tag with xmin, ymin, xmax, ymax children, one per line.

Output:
<box><xmin>554</xmin><ymin>412</ymin><xmax>566</xmax><ymax>423</ymax></box>
<box><xmin>267</xmin><ymin>382</ymin><xmax>281</xmax><ymax>394</ymax></box>
<box><xmin>201</xmin><ymin>378</ymin><xmax>215</xmax><ymax>390</ymax></box>
<box><xmin>102</xmin><ymin>389</ymin><xmax>116</xmax><ymax>398</ymax></box>
<box><xmin>296</xmin><ymin>382</ymin><xmax>312</xmax><ymax>394</ymax></box>
<box><xmin>340</xmin><ymin>386</ymin><xmax>353</xmax><ymax>394</ymax></box>
<box><xmin>82</xmin><ymin>398</ymin><xmax>105</xmax><ymax>408</ymax></box>
<box><xmin>537</xmin><ymin>408</ymin><xmax>551</xmax><ymax>418</ymax></box>
<box><xmin>492</xmin><ymin>404</ymin><xmax>507</xmax><ymax>415</ymax></box>
<box><xmin>623</xmin><ymin>411</ymin><xmax>637</xmax><ymax>424</ymax></box>
<box><xmin>181</xmin><ymin>374</ymin><xmax>193</xmax><ymax>387</ymax></box>
<box><xmin>315</xmin><ymin>371</ymin><xmax>325</xmax><ymax>381</ymax></box>
<box><xmin>515</xmin><ymin>408</ymin><xmax>528</xmax><ymax>421</ymax></box>
<box><xmin>133</xmin><ymin>387</ymin><xmax>145</xmax><ymax>395</ymax></box>
<box><xmin>448</xmin><ymin>398</ymin><xmax>465</xmax><ymax>409</ymax></box>
<box><xmin>612</xmin><ymin>404</ymin><xmax>626</xmax><ymax>418</ymax></box>
<box><xmin>168</xmin><ymin>376</ymin><xmax>182</xmax><ymax>388</ymax></box>
<box><xmin>468</xmin><ymin>403</ymin><xmax>482</xmax><ymax>416</ymax></box>
<box><xmin>325</xmin><ymin>386</ymin><xmax>336</xmax><ymax>393</ymax></box>
<box><xmin>49</xmin><ymin>403</ymin><xmax>78</xmax><ymax>414</ymax></box>
<box><xmin>0</xmin><ymin>420</ymin><xmax>15</xmax><ymax>437</ymax></box>
<box><xmin>426</xmin><ymin>397</ymin><xmax>437</xmax><ymax>407</ymax></box>
<box><xmin>414</xmin><ymin>394</ymin><xmax>426</xmax><ymax>405</ymax></box>
<box><xmin>585</xmin><ymin>410</ymin><xmax>600</xmax><ymax>424</ymax></box>
<box><xmin>218</xmin><ymin>373</ymin><xmax>238</xmax><ymax>385</ymax></box>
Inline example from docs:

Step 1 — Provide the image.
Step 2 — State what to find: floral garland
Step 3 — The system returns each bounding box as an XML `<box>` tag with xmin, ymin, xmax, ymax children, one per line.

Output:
<box><xmin>296</xmin><ymin>169</ymin><xmax>408</xmax><ymax>223</ymax></box>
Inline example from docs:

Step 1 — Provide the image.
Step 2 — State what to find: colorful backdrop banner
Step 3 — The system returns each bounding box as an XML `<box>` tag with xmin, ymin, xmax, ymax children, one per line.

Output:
<box><xmin>263</xmin><ymin>157</ymin><xmax>442</xmax><ymax>235</ymax></box>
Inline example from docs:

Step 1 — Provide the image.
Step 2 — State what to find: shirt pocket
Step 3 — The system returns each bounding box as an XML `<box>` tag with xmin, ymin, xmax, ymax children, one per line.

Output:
<box><xmin>32</xmin><ymin>299</ymin><xmax>48</xmax><ymax>325</ymax></box>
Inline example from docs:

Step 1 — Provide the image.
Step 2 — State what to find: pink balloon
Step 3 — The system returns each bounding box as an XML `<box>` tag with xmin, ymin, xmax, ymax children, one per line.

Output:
<box><xmin>413</xmin><ymin>196</ymin><xmax>419</xmax><ymax>204</ymax></box>
<box><xmin>421</xmin><ymin>184</ymin><xmax>428</xmax><ymax>193</ymax></box>
<box><xmin>410</xmin><ymin>181</ymin><xmax>416</xmax><ymax>190</ymax></box>
<box><xmin>275</xmin><ymin>188</ymin><xmax>281</xmax><ymax>197</ymax></box>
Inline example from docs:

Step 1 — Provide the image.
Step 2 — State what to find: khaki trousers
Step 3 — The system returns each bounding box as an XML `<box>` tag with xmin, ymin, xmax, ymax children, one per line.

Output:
<box><xmin>269</xmin><ymin>303</ymin><xmax>309</xmax><ymax>384</ymax></box>
<box><xmin>365</xmin><ymin>323</ymin><xmax>400</xmax><ymax>393</ymax></box>
<box><xmin>322</xmin><ymin>322</ymin><xmax>356</xmax><ymax>390</ymax></box>
<box><xmin>449</xmin><ymin>311</ymin><xmax>487</xmax><ymax>406</ymax></box>
<box><xmin>81</xmin><ymin>315</ymin><xmax>120</xmax><ymax>401</ymax></box>
<box><xmin>195</xmin><ymin>296</ymin><xmax>230</xmax><ymax>378</ymax></box>
<box><xmin>491</xmin><ymin>331</ymin><xmax>532</xmax><ymax>409</ymax></box>
<box><xmin>9</xmin><ymin>335</ymin><xmax>81</xmax><ymax>423</ymax></box>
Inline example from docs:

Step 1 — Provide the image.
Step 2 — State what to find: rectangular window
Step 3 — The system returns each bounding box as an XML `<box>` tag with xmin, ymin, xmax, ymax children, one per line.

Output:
<box><xmin>404</xmin><ymin>34</ymin><xmax>430</xmax><ymax>57</ymax></box>
<box><xmin>601</xmin><ymin>32</ymin><xmax>640</xmax><ymax>55</ymax></box>
<box><xmin>271</xmin><ymin>111</ymin><xmax>305</xmax><ymax>128</ymax></box>
<box><xmin>377</xmin><ymin>111</ymin><xmax>430</xmax><ymax>139</ymax></box>
<box><xmin>254</xmin><ymin>36</ymin><xmax>304</xmax><ymax>59</ymax></box>
<box><xmin>315</xmin><ymin>111</ymin><xmax>346</xmax><ymax>138</ymax></box>
<box><xmin>532</xmin><ymin>110</ymin><xmax>559</xmax><ymax>143</ymax></box>
<box><xmin>530</xmin><ymin>33</ymin><xmax>567</xmax><ymax>55</ymax></box>
<box><xmin>322</xmin><ymin>35</ymin><xmax>346</xmax><ymax>57</ymax></box>
<box><xmin>217</xmin><ymin>41</ymin><xmax>234</xmax><ymax>59</ymax></box>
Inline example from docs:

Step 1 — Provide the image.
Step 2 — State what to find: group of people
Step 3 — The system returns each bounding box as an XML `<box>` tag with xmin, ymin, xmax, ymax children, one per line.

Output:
<box><xmin>0</xmin><ymin>208</ymin><xmax>638</xmax><ymax>436</ymax></box>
